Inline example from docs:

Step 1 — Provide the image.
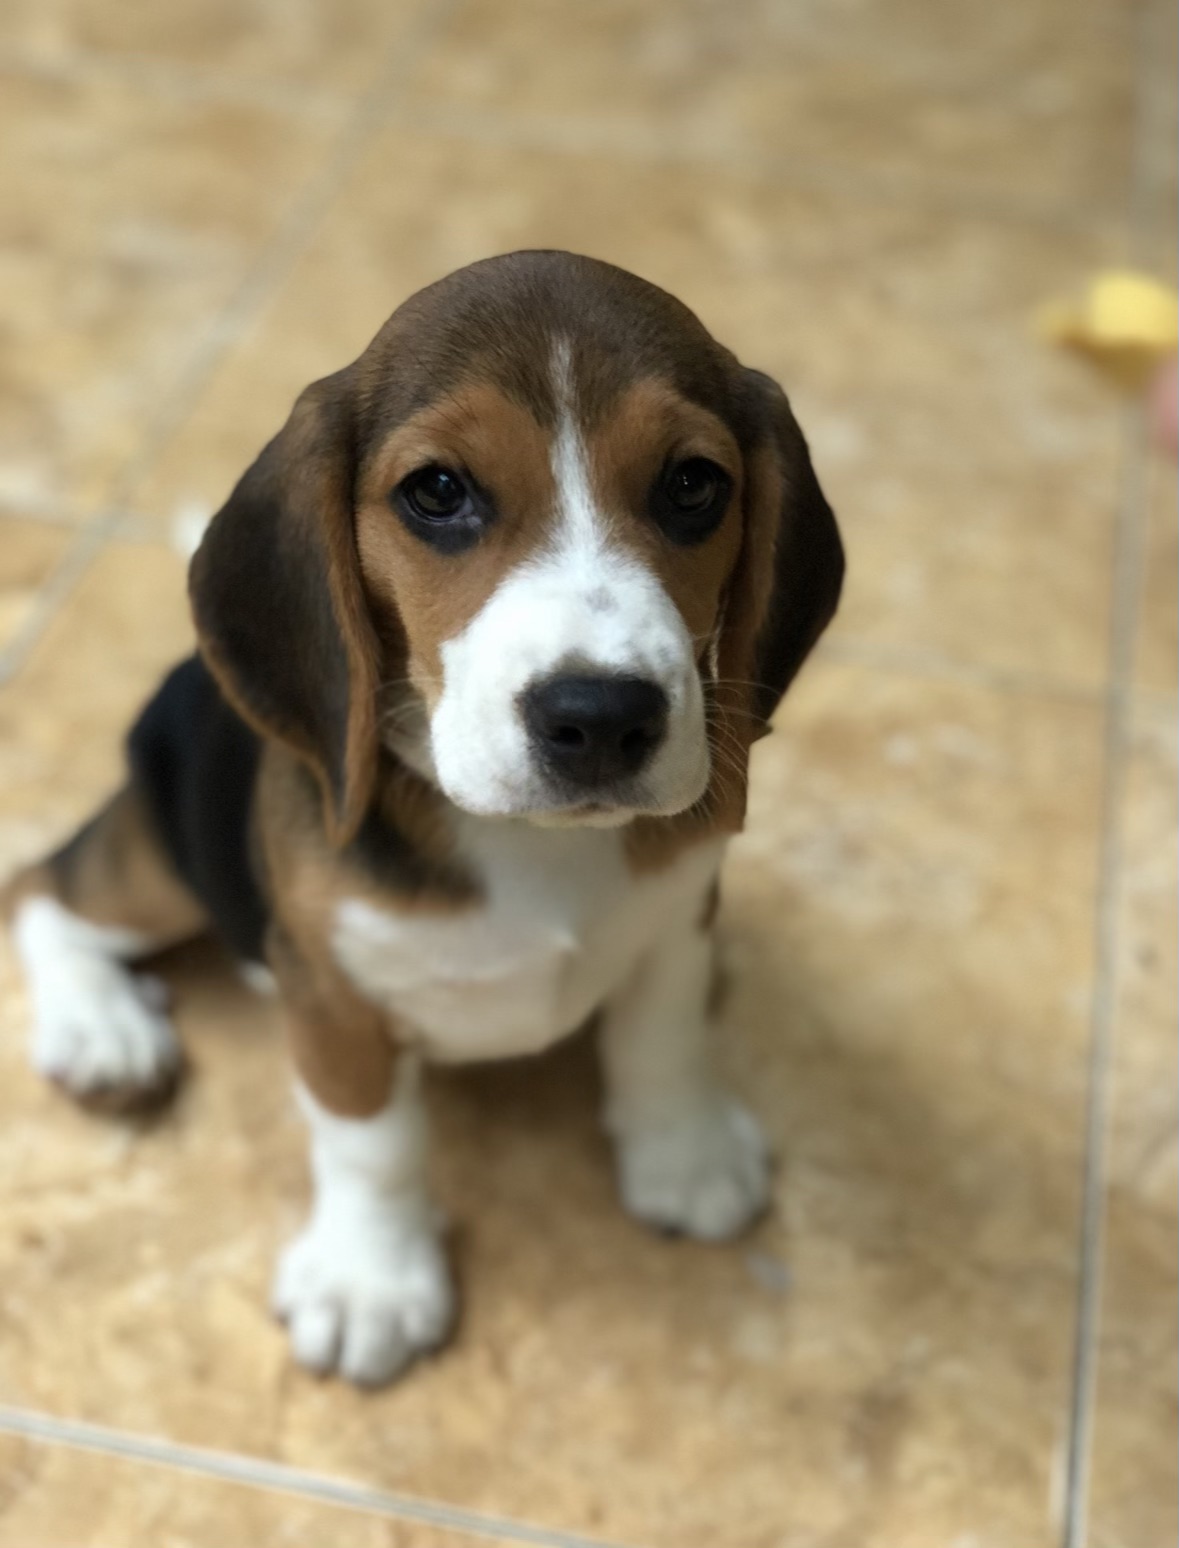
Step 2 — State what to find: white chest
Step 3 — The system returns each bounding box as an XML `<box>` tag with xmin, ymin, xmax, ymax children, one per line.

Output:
<box><xmin>331</xmin><ymin>825</ymin><xmax>721</xmax><ymax>1063</ymax></box>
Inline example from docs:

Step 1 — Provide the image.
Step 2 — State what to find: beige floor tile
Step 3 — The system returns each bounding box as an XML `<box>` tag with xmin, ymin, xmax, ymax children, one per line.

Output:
<box><xmin>0</xmin><ymin>518</ymin><xmax>71</xmax><ymax>657</ymax></box>
<box><xmin>399</xmin><ymin>0</ymin><xmax>1135</xmax><ymax>217</ymax></box>
<box><xmin>0</xmin><ymin>0</ymin><xmax>430</xmax><ymax>96</ymax></box>
<box><xmin>0</xmin><ymin>541</ymin><xmax>193</xmax><ymax>876</ymax></box>
<box><xmin>1087</xmin><ymin>1196</ymin><xmax>1179</xmax><ymax>1548</ymax></box>
<box><xmin>1139</xmin><ymin>0</ymin><xmax>1178</xmax><ymax>272</ymax></box>
<box><xmin>1106</xmin><ymin>711</ymin><xmax>1179</xmax><ymax>1206</ymax></box>
<box><xmin>0</xmin><ymin>581</ymin><xmax>1102</xmax><ymax>1544</ymax></box>
<box><xmin>1136</xmin><ymin>458</ymin><xmax>1178</xmax><ymax>702</ymax></box>
<box><xmin>128</xmin><ymin>128</ymin><xmax>1124</xmax><ymax>689</ymax></box>
<box><xmin>1088</xmin><ymin>709</ymin><xmax>1178</xmax><ymax>1548</ymax></box>
<box><xmin>0</xmin><ymin>71</ymin><xmax>343</xmax><ymax>520</ymax></box>
<box><xmin>0</xmin><ymin>1434</ymin><xmax>525</xmax><ymax>1547</ymax></box>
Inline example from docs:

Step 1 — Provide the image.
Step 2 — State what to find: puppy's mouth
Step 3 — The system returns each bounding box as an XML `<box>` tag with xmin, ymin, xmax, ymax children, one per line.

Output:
<box><xmin>513</xmin><ymin>758</ymin><xmax>712</xmax><ymax>826</ymax></box>
<box><xmin>522</xmin><ymin>795</ymin><xmax>640</xmax><ymax>830</ymax></box>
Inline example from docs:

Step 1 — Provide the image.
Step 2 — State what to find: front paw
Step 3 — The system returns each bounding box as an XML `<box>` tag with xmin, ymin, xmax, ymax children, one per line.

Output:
<box><xmin>31</xmin><ymin>963</ymin><xmax>183</xmax><ymax>1114</ymax></box>
<box><xmin>613</xmin><ymin>1097</ymin><xmax>771</xmax><ymax>1241</ymax></box>
<box><xmin>272</xmin><ymin>1212</ymin><xmax>454</xmax><ymax>1387</ymax></box>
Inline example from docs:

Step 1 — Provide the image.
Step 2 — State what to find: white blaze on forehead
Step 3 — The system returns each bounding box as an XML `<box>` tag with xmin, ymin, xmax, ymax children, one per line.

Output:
<box><xmin>549</xmin><ymin>336</ymin><xmax>604</xmax><ymax>553</ymax></box>
<box><xmin>422</xmin><ymin>335</ymin><xmax>710</xmax><ymax>820</ymax></box>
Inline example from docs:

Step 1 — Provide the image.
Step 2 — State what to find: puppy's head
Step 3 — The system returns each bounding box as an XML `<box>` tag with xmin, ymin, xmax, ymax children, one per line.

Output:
<box><xmin>190</xmin><ymin>252</ymin><xmax>843</xmax><ymax>842</ymax></box>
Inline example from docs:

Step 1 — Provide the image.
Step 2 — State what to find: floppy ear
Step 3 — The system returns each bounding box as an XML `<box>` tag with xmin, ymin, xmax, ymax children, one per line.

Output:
<box><xmin>189</xmin><ymin>370</ymin><xmax>380</xmax><ymax>846</ymax></box>
<box><xmin>710</xmin><ymin>368</ymin><xmax>845</xmax><ymax>827</ymax></box>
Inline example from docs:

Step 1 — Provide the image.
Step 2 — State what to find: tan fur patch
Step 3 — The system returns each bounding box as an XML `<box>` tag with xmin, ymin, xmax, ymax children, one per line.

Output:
<box><xmin>583</xmin><ymin>379</ymin><xmax>744</xmax><ymax>649</ymax></box>
<box><xmin>583</xmin><ymin>380</ymin><xmax>754</xmax><ymax>866</ymax></box>
<box><xmin>257</xmin><ymin>743</ymin><xmax>478</xmax><ymax>1116</ymax></box>
<box><xmin>356</xmin><ymin>383</ymin><xmax>560</xmax><ymax>704</ymax></box>
<box><xmin>3</xmin><ymin>786</ymin><xmax>208</xmax><ymax>943</ymax></box>
<box><xmin>268</xmin><ymin>918</ymin><xmax>399</xmax><ymax>1118</ymax></box>
<box><xmin>623</xmin><ymin>810</ymin><xmax>725</xmax><ymax>873</ymax></box>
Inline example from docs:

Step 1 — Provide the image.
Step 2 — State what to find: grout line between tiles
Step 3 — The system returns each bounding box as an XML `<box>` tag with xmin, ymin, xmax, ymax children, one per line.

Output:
<box><xmin>1129</xmin><ymin>682</ymin><xmax>1179</xmax><ymax>723</ymax></box>
<box><xmin>0</xmin><ymin>493</ymin><xmax>94</xmax><ymax>529</ymax></box>
<box><xmin>0</xmin><ymin>39</ymin><xmax>1135</xmax><ymax>241</ymax></box>
<box><xmin>390</xmin><ymin>101</ymin><xmax>1132</xmax><ymax>242</ymax></box>
<box><xmin>0</xmin><ymin>0</ymin><xmax>465</xmax><ymax>692</ymax></box>
<box><xmin>1058</xmin><ymin>402</ymin><xmax>1151</xmax><ymax>1548</ymax></box>
<box><xmin>0</xmin><ymin>511</ymin><xmax>125</xmax><ymax>683</ymax></box>
<box><xmin>0</xmin><ymin>1407</ymin><xmax>638</xmax><ymax>1548</ymax></box>
<box><xmin>0</xmin><ymin>45</ymin><xmax>349</xmax><ymax>121</ymax></box>
<box><xmin>1059</xmin><ymin>0</ymin><xmax>1161</xmax><ymax>1535</ymax></box>
<box><xmin>0</xmin><ymin>504</ymin><xmax>174</xmax><ymax>548</ymax></box>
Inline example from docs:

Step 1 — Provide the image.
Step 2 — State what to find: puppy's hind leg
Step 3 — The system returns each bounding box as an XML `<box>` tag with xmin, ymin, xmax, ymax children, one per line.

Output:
<box><xmin>5</xmin><ymin>786</ymin><xmax>208</xmax><ymax>1112</ymax></box>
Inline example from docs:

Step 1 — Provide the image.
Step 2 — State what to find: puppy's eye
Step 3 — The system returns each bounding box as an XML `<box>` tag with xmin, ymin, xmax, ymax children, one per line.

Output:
<box><xmin>667</xmin><ymin>460</ymin><xmax>721</xmax><ymax>512</ymax></box>
<box><xmin>401</xmin><ymin>465</ymin><xmax>470</xmax><ymax>521</ymax></box>
<box><xmin>652</xmin><ymin>457</ymin><xmax>731</xmax><ymax>544</ymax></box>
<box><xmin>392</xmin><ymin>464</ymin><xmax>489</xmax><ymax>553</ymax></box>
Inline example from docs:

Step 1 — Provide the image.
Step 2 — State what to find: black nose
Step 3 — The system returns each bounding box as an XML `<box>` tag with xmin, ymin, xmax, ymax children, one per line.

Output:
<box><xmin>522</xmin><ymin>675</ymin><xmax>669</xmax><ymax>787</ymax></box>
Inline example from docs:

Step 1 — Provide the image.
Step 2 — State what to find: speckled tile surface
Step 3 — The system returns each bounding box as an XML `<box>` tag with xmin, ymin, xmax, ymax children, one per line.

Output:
<box><xmin>0</xmin><ymin>1434</ymin><xmax>531</xmax><ymax>1548</ymax></box>
<box><xmin>0</xmin><ymin>73</ymin><xmax>346</xmax><ymax>522</ymax></box>
<box><xmin>1136</xmin><ymin>462</ymin><xmax>1178</xmax><ymax>702</ymax></box>
<box><xmin>0</xmin><ymin>1</ymin><xmax>1173</xmax><ymax>1543</ymax></box>
<box><xmin>0</xmin><ymin>0</ymin><xmax>433</xmax><ymax>96</ymax></box>
<box><xmin>1087</xmin><ymin>709</ymin><xmax>1178</xmax><ymax>1548</ymax></box>
<box><xmin>399</xmin><ymin>0</ymin><xmax>1137</xmax><ymax>216</ymax></box>
<box><xmin>0</xmin><ymin>518</ymin><xmax>70</xmax><ymax>656</ymax></box>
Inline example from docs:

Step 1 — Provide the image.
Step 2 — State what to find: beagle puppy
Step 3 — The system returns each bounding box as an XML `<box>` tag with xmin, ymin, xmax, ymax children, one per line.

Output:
<box><xmin>5</xmin><ymin>252</ymin><xmax>843</xmax><ymax>1387</ymax></box>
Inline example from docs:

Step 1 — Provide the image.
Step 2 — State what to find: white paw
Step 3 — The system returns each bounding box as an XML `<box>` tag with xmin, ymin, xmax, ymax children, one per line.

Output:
<box><xmin>273</xmin><ymin>1213</ymin><xmax>455</xmax><ymax>1387</ymax></box>
<box><xmin>30</xmin><ymin>958</ymin><xmax>182</xmax><ymax>1111</ymax></box>
<box><xmin>614</xmin><ymin>1097</ymin><xmax>771</xmax><ymax>1241</ymax></box>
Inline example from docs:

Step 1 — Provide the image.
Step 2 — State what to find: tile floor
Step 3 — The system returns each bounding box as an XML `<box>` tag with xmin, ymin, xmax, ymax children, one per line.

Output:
<box><xmin>0</xmin><ymin>1</ymin><xmax>1174</xmax><ymax>1544</ymax></box>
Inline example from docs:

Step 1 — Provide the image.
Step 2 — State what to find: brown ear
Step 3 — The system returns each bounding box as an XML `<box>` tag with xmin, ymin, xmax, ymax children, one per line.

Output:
<box><xmin>710</xmin><ymin>368</ymin><xmax>845</xmax><ymax>827</ymax></box>
<box><xmin>189</xmin><ymin>370</ymin><xmax>380</xmax><ymax>846</ymax></box>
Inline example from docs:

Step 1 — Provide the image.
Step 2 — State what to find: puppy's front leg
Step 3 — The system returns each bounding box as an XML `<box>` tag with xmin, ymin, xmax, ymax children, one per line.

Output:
<box><xmin>600</xmin><ymin>883</ymin><xmax>771</xmax><ymax>1242</ymax></box>
<box><xmin>271</xmin><ymin>963</ymin><xmax>453</xmax><ymax>1386</ymax></box>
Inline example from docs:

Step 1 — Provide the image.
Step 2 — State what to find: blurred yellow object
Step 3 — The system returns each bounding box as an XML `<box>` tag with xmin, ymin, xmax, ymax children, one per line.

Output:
<box><xmin>1036</xmin><ymin>270</ymin><xmax>1179</xmax><ymax>388</ymax></box>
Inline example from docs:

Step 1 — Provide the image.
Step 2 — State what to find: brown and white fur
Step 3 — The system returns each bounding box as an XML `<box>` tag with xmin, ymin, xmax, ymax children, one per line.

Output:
<box><xmin>4</xmin><ymin>252</ymin><xmax>844</xmax><ymax>1387</ymax></box>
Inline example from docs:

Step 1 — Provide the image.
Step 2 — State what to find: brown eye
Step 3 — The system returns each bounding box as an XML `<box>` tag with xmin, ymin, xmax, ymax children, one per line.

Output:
<box><xmin>401</xmin><ymin>465</ymin><xmax>469</xmax><ymax>521</ymax></box>
<box><xmin>392</xmin><ymin>464</ymin><xmax>491</xmax><ymax>554</ymax></box>
<box><xmin>652</xmin><ymin>457</ymin><xmax>731</xmax><ymax>544</ymax></box>
<box><xmin>668</xmin><ymin>459</ymin><xmax>720</xmax><ymax>510</ymax></box>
